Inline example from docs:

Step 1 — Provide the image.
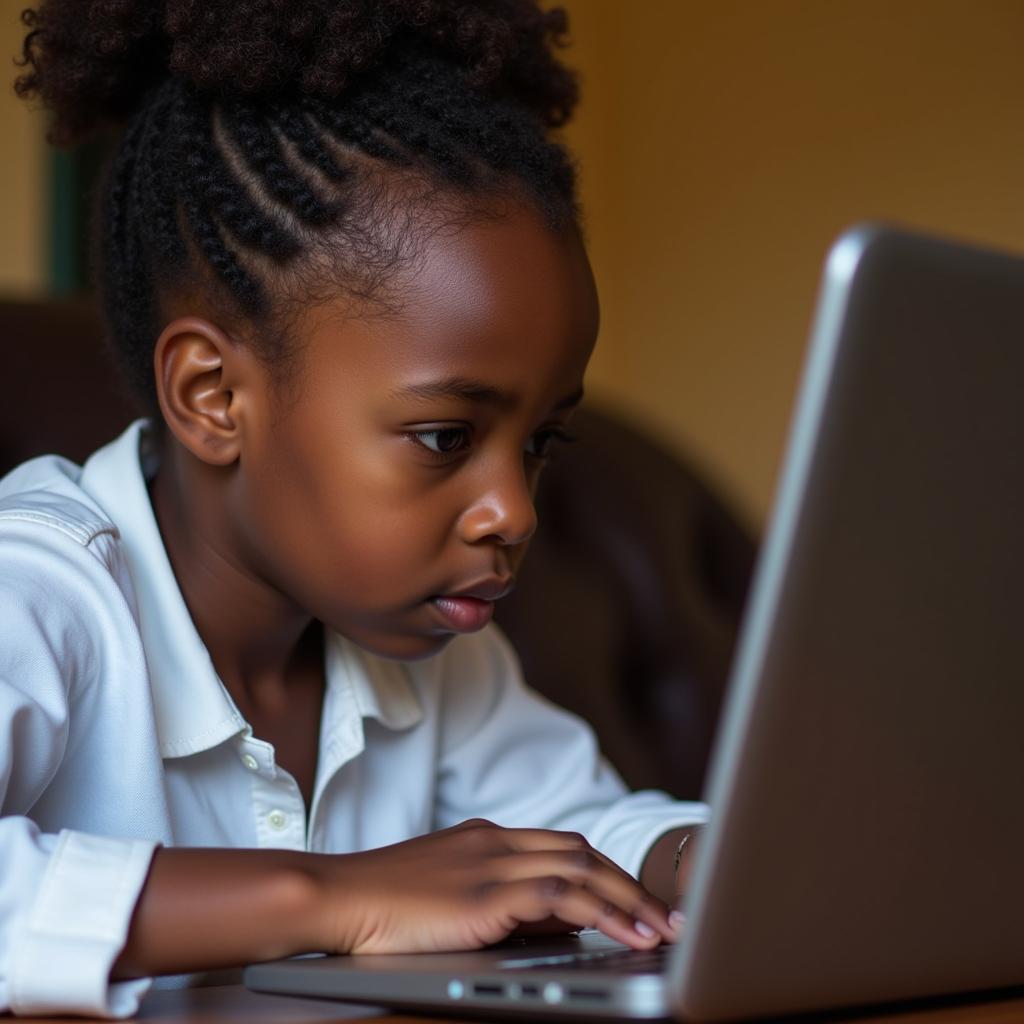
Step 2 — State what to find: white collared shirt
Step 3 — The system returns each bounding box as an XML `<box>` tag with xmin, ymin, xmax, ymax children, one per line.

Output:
<box><xmin>0</xmin><ymin>420</ymin><xmax>708</xmax><ymax>1018</ymax></box>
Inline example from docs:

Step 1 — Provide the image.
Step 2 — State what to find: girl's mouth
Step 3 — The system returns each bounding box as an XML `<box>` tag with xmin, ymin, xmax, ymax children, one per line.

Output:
<box><xmin>430</xmin><ymin>595</ymin><xmax>496</xmax><ymax>633</ymax></box>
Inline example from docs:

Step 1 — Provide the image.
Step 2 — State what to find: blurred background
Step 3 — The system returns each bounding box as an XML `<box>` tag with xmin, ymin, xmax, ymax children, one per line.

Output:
<box><xmin>3</xmin><ymin>0</ymin><xmax>1024</xmax><ymax>531</ymax></box>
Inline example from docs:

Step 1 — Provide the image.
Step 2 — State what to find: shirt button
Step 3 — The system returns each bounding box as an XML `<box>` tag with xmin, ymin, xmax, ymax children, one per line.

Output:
<box><xmin>268</xmin><ymin>810</ymin><xmax>288</xmax><ymax>831</ymax></box>
<box><xmin>242</xmin><ymin>754</ymin><xmax>259</xmax><ymax>771</ymax></box>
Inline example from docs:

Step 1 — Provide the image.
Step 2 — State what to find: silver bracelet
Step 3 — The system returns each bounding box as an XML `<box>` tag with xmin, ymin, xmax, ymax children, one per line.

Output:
<box><xmin>673</xmin><ymin>827</ymin><xmax>702</xmax><ymax>874</ymax></box>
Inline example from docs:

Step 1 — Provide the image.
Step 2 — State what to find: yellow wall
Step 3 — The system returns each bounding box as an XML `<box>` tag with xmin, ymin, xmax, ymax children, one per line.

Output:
<box><xmin>0</xmin><ymin>5</ymin><xmax>46</xmax><ymax>295</ymax></box>
<box><xmin>5</xmin><ymin>2</ymin><xmax>1024</xmax><ymax>527</ymax></box>
<box><xmin>557</xmin><ymin>0</ymin><xmax>1024</xmax><ymax>528</ymax></box>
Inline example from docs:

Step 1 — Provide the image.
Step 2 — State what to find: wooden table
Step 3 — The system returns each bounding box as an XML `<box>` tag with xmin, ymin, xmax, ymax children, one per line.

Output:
<box><xmin>23</xmin><ymin>983</ymin><xmax>1024</xmax><ymax>1023</ymax></box>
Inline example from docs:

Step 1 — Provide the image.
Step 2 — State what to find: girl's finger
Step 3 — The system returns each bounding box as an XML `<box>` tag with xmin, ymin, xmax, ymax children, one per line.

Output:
<box><xmin>491</xmin><ymin>876</ymin><xmax>666</xmax><ymax>951</ymax></box>
<box><xmin>497</xmin><ymin>827</ymin><xmax>601</xmax><ymax>853</ymax></box>
<box><xmin>489</xmin><ymin>849</ymin><xmax>676</xmax><ymax>942</ymax></box>
<box><xmin>449</xmin><ymin>822</ymin><xmax>674</xmax><ymax>939</ymax></box>
<box><xmin>498</xmin><ymin>828</ymin><xmax>640</xmax><ymax>885</ymax></box>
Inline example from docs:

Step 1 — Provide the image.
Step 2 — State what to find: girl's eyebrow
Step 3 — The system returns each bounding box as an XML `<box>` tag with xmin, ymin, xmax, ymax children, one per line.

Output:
<box><xmin>392</xmin><ymin>377</ymin><xmax>584</xmax><ymax>412</ymax></box>
<box><xmin>394</xmin><ymin>377</ymin><xmax>505</xmax><ymax>406</ymax></box>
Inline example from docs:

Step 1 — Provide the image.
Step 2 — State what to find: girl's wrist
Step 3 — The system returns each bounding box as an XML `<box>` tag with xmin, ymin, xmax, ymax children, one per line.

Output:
<box><xmin>295</xmin><ymin>851</ymin><xmax>364</xmax><ymax>956</ymax></box>
<box><xmin>263</xmin><ymin>853</ymin><xmax>339</xmax><ymax>960</ymax></box>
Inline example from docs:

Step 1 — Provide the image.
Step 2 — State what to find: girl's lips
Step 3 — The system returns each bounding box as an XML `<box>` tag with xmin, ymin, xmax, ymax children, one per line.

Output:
<box><xmin>430</xmin><ymin>595</ymin><xmax>495</xmax><ymax>633</ymax></box>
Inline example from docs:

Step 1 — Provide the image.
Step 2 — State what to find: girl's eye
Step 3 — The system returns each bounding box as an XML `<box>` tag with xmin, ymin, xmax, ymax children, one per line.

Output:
<box><xmin>525</xmin><ymin>427</ymin><xmax>577</xmax><ymax>459</ymax></box>
<box><xmin>414</xmin><ymin>427</ymin><xmax>470</xmax><ymax>457</ymax></box>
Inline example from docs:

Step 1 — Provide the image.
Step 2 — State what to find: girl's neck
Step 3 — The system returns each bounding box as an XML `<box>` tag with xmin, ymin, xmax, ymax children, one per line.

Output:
<box><xmin>146</xmin><ymin>437</ymin><xmax>319</xmax><ymax>709</ymax></box>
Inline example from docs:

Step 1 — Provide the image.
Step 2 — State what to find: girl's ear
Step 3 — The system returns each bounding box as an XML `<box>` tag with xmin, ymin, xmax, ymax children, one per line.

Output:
<box><xmin>153</xmin><ymin>317</ymin><xmax>257</xmax><ymax>466</ymax></box>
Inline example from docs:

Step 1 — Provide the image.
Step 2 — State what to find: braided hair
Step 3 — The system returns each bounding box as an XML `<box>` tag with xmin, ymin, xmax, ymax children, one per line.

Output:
<box><xmin>15</xmin><ymin>1</ymin><xmax>580</xmax><ymax>412</ymax></box>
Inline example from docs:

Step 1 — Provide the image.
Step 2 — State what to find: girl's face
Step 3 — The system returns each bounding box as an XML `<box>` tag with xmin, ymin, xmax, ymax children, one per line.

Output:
<box><xmin>232</xmin><ymin>202</ymin><xmax>598</xmax><ymax>660</ymax></box>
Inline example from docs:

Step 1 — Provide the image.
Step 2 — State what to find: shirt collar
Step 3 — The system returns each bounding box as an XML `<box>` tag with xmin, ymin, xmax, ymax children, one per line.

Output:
<box><xmin>326</xmin><ymin>630</ymin><xmax>423</xmax><ymax>732</ymax></box>
<box><xmin>79</xmin><ymin>419</ymin><xmax>421</xmax><ymax>759</ymax></box>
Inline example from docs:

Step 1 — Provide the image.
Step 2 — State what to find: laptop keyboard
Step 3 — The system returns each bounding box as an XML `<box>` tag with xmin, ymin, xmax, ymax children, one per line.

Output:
<box><xmin>498</xmin><ymin>943</ymin><xmax>671</xmax><ymax>975</ymax></box>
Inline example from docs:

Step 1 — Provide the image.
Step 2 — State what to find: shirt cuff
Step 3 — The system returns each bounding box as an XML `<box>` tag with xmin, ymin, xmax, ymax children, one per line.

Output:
<box><xmin>9</xmin><ymin>829</ymin><xmax>158</xmax><ymax>1018</ymax></box>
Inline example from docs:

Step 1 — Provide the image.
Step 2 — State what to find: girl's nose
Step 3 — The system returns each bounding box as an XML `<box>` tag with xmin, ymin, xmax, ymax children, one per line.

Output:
<box><xmin>457</xmin><ymin>466</ymin><xmax>538</xmax><ymax>548</ymax></box>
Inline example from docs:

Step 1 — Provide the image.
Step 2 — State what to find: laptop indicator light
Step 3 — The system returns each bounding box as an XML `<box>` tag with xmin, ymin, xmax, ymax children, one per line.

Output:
<box><xmin>542</xmin><ymin>981</ymin><xmax>564</xmax><ymax>1004</ymax></box>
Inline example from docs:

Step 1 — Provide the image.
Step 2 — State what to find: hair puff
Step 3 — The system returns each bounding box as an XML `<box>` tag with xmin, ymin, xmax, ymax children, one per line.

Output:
<box><xmin>16</xmin><ymin>0</ymin><xmax>578</xmax><ymax>146</ymax></box>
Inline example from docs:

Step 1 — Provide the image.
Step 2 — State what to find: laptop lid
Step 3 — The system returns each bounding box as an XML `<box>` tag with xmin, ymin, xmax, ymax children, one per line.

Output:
<box><xmin>674</xmin><ymin>223</ymin><xmax>1024</xmax><ymax>1020</ymax></box>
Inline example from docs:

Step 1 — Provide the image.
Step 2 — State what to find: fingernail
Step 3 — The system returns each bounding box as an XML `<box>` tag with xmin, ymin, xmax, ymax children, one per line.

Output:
<box><xmin>634</xmin><ymin>920</ymin><xmax>657</xmax><ymax>938</ymax></box>
<box><xmin>669</xmin><ymin>911</ymin><xmax>685</xmax><ymax>932</ymax></box>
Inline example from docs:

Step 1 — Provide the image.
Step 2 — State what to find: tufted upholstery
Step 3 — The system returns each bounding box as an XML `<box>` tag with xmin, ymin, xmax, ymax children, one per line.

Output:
<box><xmin>0</xmin><ymin>298</ymin><xmax>756</xmax><ymax>799</ymax></box>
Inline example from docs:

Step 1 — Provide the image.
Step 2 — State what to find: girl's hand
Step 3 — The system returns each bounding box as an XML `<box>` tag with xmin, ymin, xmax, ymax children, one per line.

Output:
<box><xmin>314</xmin><ymin>818</ymin><xmax>680</xmax><ymax>955</ymax></box>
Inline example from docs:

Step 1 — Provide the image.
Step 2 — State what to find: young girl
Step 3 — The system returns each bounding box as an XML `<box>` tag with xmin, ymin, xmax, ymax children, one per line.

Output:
<box><xmin>0</xmin><ymin>0</ymin><xmax>708</xmax><ymax>1016</ymax></box>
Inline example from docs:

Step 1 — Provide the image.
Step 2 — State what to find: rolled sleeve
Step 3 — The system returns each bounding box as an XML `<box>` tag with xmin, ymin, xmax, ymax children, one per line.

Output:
<box><xmin>0</xmin><ymin>515</ymin><xmax>160</xmax><ymax>1016</ymax></box>
<box><xmin>7</xmin><ymin>828</ymin><xmax>157</xmax><ymax>1018</ymax></box>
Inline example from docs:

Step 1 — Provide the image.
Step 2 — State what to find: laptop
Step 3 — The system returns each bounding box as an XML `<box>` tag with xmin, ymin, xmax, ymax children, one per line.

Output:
<box><xmin>245</xmin><ymin>224</ymin><xmax>1024</xmax><ymax>1020</ymax></box>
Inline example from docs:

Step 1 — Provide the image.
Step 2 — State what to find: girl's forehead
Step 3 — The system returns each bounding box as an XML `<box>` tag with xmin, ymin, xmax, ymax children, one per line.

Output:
<box><xmin>299</xmin><ymin>205</ymin><xmax>598</xmax><ymax>393</ymax></box>
<box><xmin>405</xmin><ymin>206</ymin><xmax>597</xmax><ymax>338</ymax></box>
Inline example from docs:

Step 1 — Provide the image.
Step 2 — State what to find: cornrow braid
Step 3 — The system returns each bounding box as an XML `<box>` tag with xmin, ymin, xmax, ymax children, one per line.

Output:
<box><xmin>302</xmin><ymin>93</ymin><xmax>416</xmax><ymax>169</ymax></box>
<box><xmin>139</xmin><ymin>85</ymin><xmax>187</xmax><ymax>272</ymax></box>
<box><xmin>189</xmin><ymin>103</ymin><xmax>303</xmax><ymax>263</ymax></box>
<box><xmin>269</xmin><ymin>103</ymin><xmax>352</xmax><ymax>187</ymax></box>
<box><xmin>336</xmin><ymin>58</ymin><xmax>475</xmax><ymax>182</ymax></box>
<box><xmin>220</xmin><ymin>100</ymin><xmax>340</xmax><ymax>227</ymax></box>
<box><xmin>17</xmin><ymin>0</ymin><xmax>581</xmax><ymax>413</ymax></box>
<box><xmin>174</xmin><ymin>87</ymin><xmax>267</xmax><ymax>314</ymax></box>
<box><xmin>98</xmin><ymin>111</ymin><xmax>152</xmax><ymax>403</ymax></box>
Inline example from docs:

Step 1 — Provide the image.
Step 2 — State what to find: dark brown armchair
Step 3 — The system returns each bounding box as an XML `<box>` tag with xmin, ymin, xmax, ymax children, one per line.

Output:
<box><xmin>0</xmin><ymin>297</ymin><xmax>756</xmax><ymax>799</ymax></box>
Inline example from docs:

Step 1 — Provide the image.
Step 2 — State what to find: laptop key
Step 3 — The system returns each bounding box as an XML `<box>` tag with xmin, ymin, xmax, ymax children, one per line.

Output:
<box><xmin>499</xmin><ymin>944</ymin><xmax>671</xmax><ymax>975</ymax></box>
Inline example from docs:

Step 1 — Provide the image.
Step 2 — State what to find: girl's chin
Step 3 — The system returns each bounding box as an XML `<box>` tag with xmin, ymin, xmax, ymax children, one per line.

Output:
<box><xmin>337</xmin><ymin>623</ymin><xmax>457</xmax><ymax>663</ymax></box>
